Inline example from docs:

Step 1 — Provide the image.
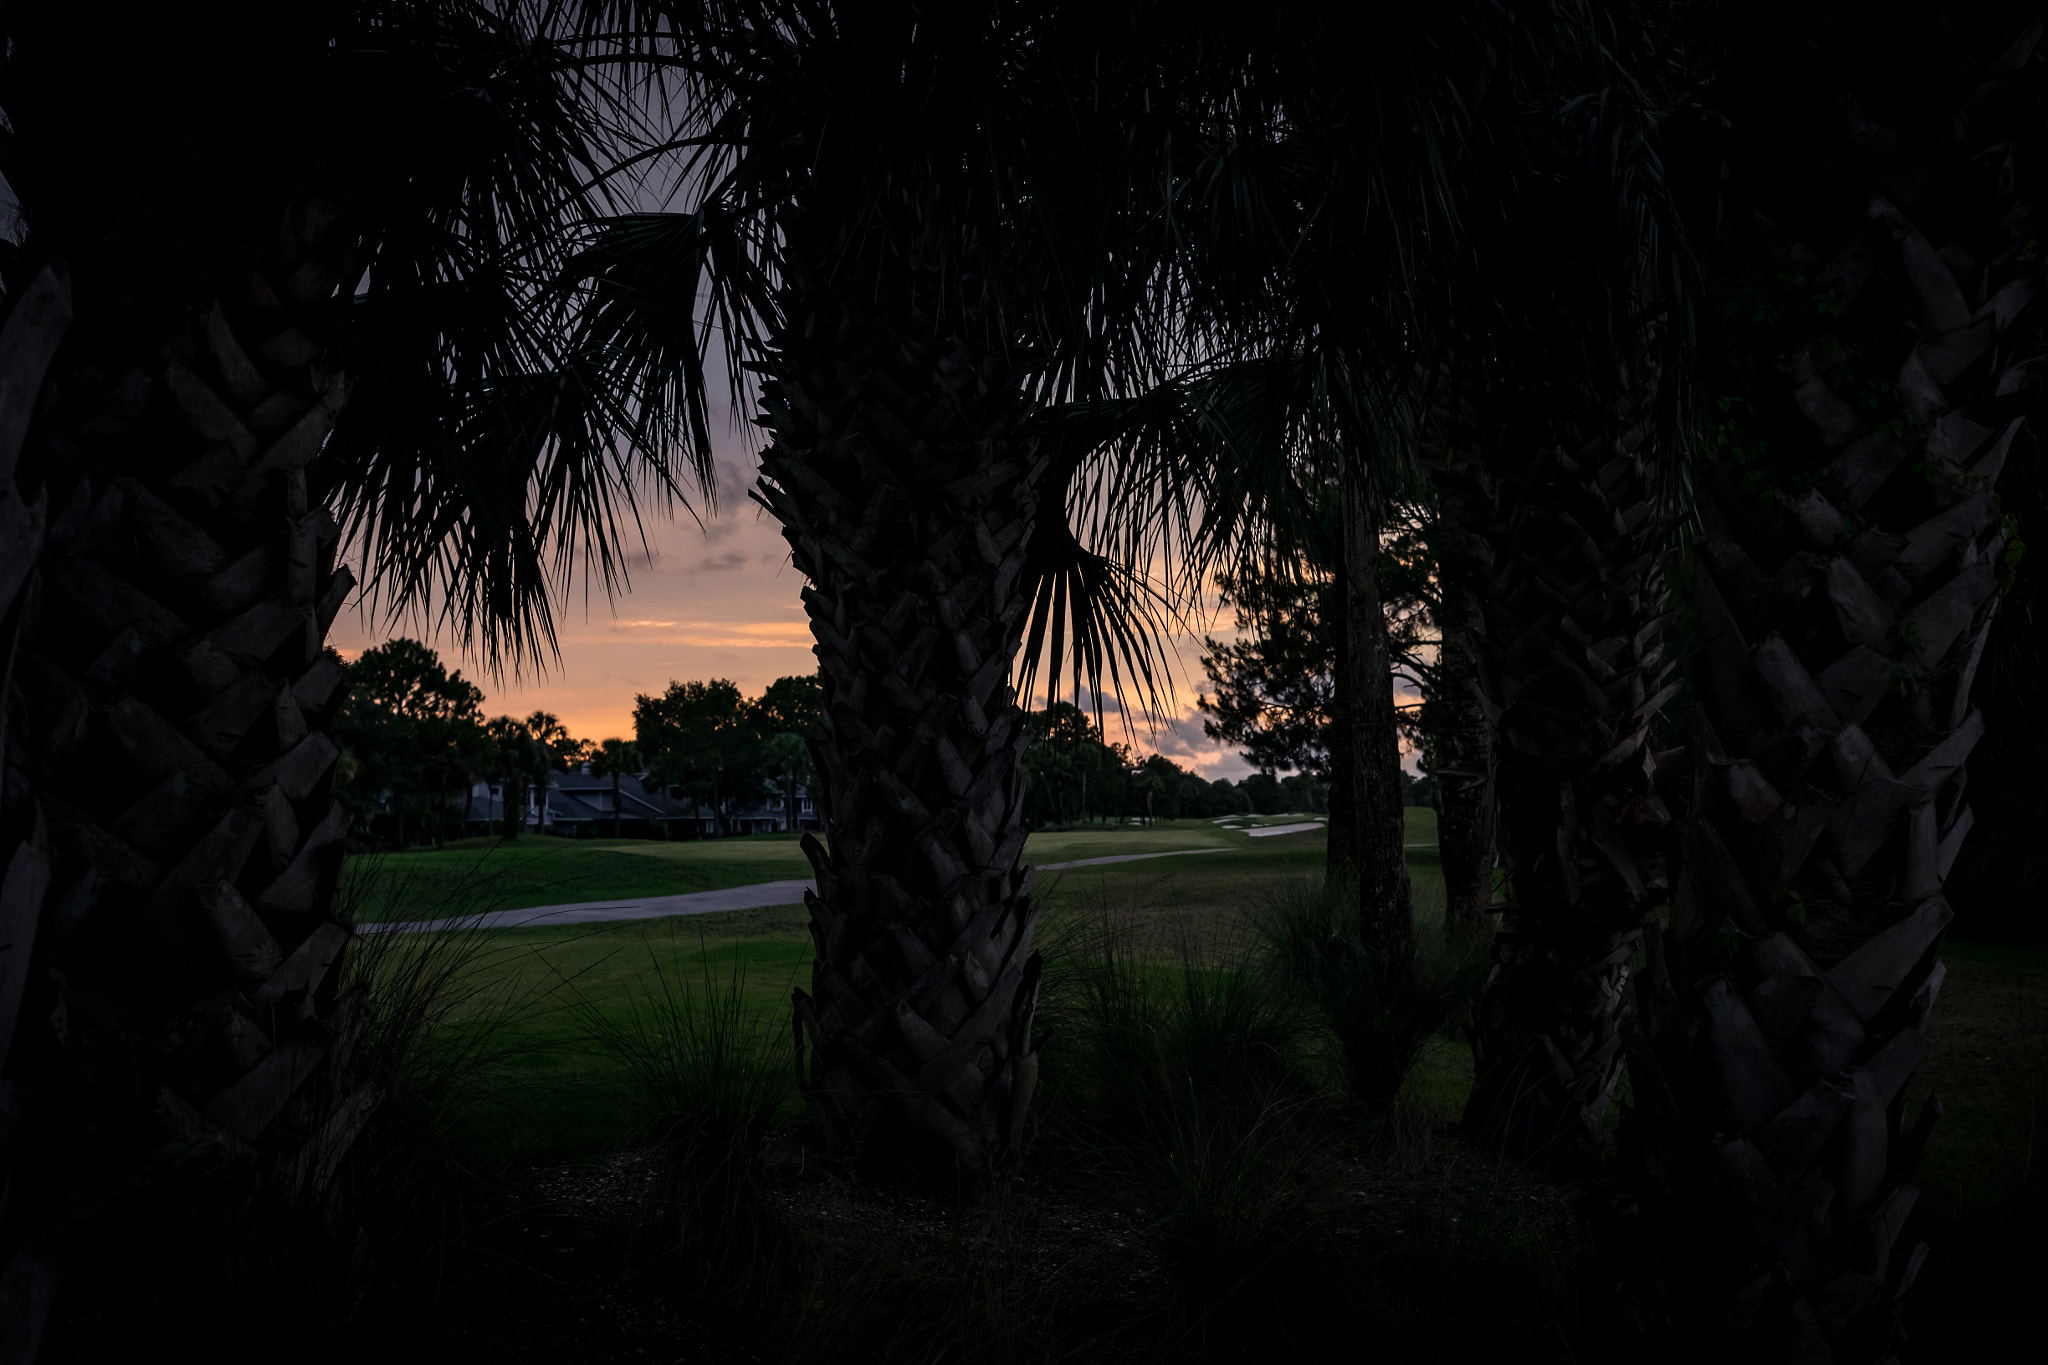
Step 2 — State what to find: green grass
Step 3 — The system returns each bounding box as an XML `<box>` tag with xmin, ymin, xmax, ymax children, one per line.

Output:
<box><xmin>343</xmin><ymin>814</ymin><xmax>1432</xmax><ymax>924</ymax></box>
<box><xmin>408</xmin><ymin>911</ymin><xmax>813</xmax><ymax>1162</ymax></box>
<box><xmin>358</xmin><ymin>804</ymin><xmax>2043</xmax><ymax>1223</ymax></box>
<box><xmin>364</xmin><ymin>812</ymin><xmax>1441</xmax><ymax>1161</ymax></box>
<box><xmin>341</xmin><ymin>833</ymin><xmax>817</xmax><ymax>923</ymax></box>
<box><xmin>1904</xmin><ymin>941</ymin><xmax>2048</xmax><ymax>1213</ymax></box>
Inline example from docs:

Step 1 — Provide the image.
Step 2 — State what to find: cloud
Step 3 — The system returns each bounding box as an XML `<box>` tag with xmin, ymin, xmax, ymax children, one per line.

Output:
<box><xmin>688</xmin><ymin>550</ymin><xmax>751</xmax><ymax>575</ymax></box>
<box><xmin>713</xmin><ymin>456</ymin><xmax>759</xmax><ymax>490</ymax></box>
<box><xmin>604</xmin><ymin>619</ymin><xmax>814</xmax><ymax>649</ymax></box>
<box><xmin>1139</xmin><ymin>705</ymin><xmax>1248</xmax><ymax>780</ymax></box>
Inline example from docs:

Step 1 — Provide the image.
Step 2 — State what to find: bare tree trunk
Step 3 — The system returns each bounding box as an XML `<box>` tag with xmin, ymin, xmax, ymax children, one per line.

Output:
<box><xmin>1338</xmin><ymin>458</ymin><xmax>1414</xmax><ymax>966</ymax></box>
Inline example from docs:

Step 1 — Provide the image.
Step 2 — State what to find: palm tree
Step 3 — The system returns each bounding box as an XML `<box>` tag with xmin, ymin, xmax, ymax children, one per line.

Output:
<box><xmin>1082</xmin><ymin>8</ymin><xmax>1690</xmax><ymax>1038</ymax></box>
<box><xmin>0</xmin><ymin>4</ymin><xmax>701</xmax><ymax>1344</ymax></box>
<box><xmin>564</xmin><ymin>0</ymin><xmax>1656</xmax><ymax>1182</ymax></box>
<box><xmin>1054</xmin><ymin>11</ymin><xmax>1686</xmax><ymax>1171</ymax></box>
<box><xmin>1447</xmin><ymin>362</ymin><xmax>1678</xmax><ymax>1168</ymax></box>
<box><xmin>1617</xmin><ymin>11</ymin><xmax>2044</xmax><ymax>1356</ymax></box>
<box><xmin>591</xmin><ymin>737</ymin><xmax>644</xmax><ymax>839</ymax></box>
<box><xmin>1416</xmin><ymin>420</ymin><xmax>1499</xmax><ymax>939</ymax></box>
<box><xmin>523</xmin><ymin>710</ymin><xmax>583</xmax><ymax>833</ymax></box>
<box><xmin>483</xmin><ymin>716</ymin><xmax>542</xmax><ymax>839</ymax></box>
<box><xmin>1356</xmin><ymin>39</ymin><xmax>1695</xmax><ymax>1168</ymax></box>
<box><xmin>563</xmin><ymin>1</ymin><xmax>1236</xmax><ymax>1180</ymax></box>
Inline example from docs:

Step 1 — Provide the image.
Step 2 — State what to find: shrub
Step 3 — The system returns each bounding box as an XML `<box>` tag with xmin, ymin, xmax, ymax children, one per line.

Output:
<box><xmin>573</xmin><ymin>928</ymin><xmax>791</xmax><ymax>1284</ymax></box>
<box><xmin>1034</xmin><ymin>917</ymin><xmax>1341</xmax><ymax>1326</ymax></box>
<box><xmin>1250</xmin><ymin>874</ymin><xmax>1486</xmax><ymax>1111</ymax></box>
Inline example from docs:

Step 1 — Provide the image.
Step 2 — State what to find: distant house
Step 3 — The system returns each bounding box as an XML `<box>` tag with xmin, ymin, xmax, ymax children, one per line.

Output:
<box><xmin>461</xmin><ymin>768</ymin><xmax>822</xmax><ymax>839</ymax></box>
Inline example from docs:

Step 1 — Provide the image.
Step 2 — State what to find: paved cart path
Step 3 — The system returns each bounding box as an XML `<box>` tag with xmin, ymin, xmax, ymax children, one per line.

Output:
<box><xmin>359</xmin><ymin>846</ymin><xmax>1230</xmax><ymax>934</ymax></box>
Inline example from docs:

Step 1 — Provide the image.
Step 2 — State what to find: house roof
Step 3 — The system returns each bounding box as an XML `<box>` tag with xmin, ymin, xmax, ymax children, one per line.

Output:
<box><xmin>463</xmin><ymin>771</ymin><xmax>811</xmax><ymax>825</ymax></box>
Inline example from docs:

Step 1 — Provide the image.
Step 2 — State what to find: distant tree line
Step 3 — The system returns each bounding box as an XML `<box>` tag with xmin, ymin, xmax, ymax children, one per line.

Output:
<box><xmin>333</xmin><ymin>638</ymin><xmax>824</xmax><ymax>845</ymax></box>
<box><xmin>335</xmin><ymin>640</ymin><xmax>1372</xmax><ymax>842</ymax></box>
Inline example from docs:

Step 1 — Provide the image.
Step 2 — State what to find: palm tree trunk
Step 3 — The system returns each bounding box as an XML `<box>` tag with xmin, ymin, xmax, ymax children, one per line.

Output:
<box><xmin>1337</xmin><ymin>459</ymin><xmax>1415</xmax><ymax>964</ymax></box>
<box><xmin>1430</xmin><ymin>467</ymin><xmax>1497</xmax><ymax>938</ymax></box>
<box><xmin>755</xmin><ymin>218</ymin><xmax>1043</xmax><ymax>1182</ymax></box>
<box><xmin>0</xmin><ymin>183</ymin><xmax>372</xmax><ymax>1340</ymax></box>
<box><xmin>1459</xmin><ymin>395</ymin><xmax>1674</xmax><ymax>1171</ymax></box>
<box><xmin>1620</xmin><ymin>91</ymin><xmax>2038</xmax><ymax>1355</ymax></box>
<box><xmin>0</xmin><ymin>270</ymin><xmax>73</xmax><ymax>1364</ymax></box>
<box><xmin>1324</xmin><ymin>586</ymin><xmax>1360</xmax><ymax>879</ymax></box>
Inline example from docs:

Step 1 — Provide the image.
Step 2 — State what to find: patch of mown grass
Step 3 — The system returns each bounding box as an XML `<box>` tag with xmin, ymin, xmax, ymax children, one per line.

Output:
<box><xmin>419</xmin><ymin>921</ymin><xmax>813</xmax><ymax>1164</ymax></box>
<box><xmin>1898</xmin><ymin>940</ymin><xmax>2048</xmax><ymax>1359</ymax></box>
<box><xmin>341</xmin><ymin>813</ymin><xmax>1440</xmax><ymax>928</ymax></box>
<box><xmin>379</xmin><ymin>810</ymin><xmax>1454</xmax><ymax>1165</ymax></box>
<box><xmin>342</xmin><ymin>834</ymin><xmax>813</xmax><ymax>922</ymax></box>
<box><xmin>67</xmin><ymin>804</ymin><xmax>2040</xmax><ymax>1365</ymax></box>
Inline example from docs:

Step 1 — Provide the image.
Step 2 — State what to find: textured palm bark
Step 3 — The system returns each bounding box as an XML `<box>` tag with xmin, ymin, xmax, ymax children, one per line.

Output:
<box><xmin>1323</xmin><ymin>616</ymin><xmax>1359</xmax><ymax>879</ymax></box>
<box><xmin>0</xmin><ymin>268</ymin><xmax>73</xmax><ymax>1103</ymax></box>
<box><xmin>1458</xmin><ymin>402</ymin><xmax>1675</xmax><ymax>1170</ymax></box>
<box><xmin>0</xmin><ymin>194</ymin><xmax>369</xmax><ymax>1350</ymax></box>
<box><xmin>754</xmin><ymin>221</ymin><xmax>1043</xmax><ymax>1182</ymax></box>
<box><xmin>0</xmin><ymin>276</ymin><xmax>76</xmax><ymax>1360</ymax></box>
<box><xmin>1619</xmin><ymin>78</ymin><xmax>2040</xmax><ymax>1360</ymax></box>
<box><xmin>1336</xmin><ymin>464</ymin><xmax>1415</xmax><ymax>964</ymax></box>
<box><xmin>1429</xmin><ymin>462</ymin><xmax>1498</xmax><ymax>938</ymax></box>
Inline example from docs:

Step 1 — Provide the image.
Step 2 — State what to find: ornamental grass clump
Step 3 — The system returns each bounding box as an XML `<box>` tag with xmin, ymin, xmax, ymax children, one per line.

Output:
<box><xmin>1033</xmin><ymin>915</ymin><xmax>1345</xmax><ymax>1327</ymax></box>
<box><xmin>574</xmin><ymin>930</ymin><xmax>792</xmax><ymax>1286</ymax></box>
<box><xmin>1250</xmin><ymin>874</ymin><xmax>1485</xmax><ymax>1112</ymax></box>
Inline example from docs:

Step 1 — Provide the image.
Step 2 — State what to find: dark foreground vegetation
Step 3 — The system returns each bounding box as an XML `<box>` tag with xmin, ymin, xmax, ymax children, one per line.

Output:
<box><xmin>31</xmin><ymin>841</ymin><xmax>2045</xmax><ymax>1364</ymax></box>
<box><xmin>4</xmin><ymin>1</ymin><xmax>2047</xmax><ymax>1362</ymax></box>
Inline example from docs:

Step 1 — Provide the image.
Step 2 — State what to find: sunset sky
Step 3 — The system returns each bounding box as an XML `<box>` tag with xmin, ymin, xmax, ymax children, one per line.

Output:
<box><xmin>326</xmin><ymin>447</ymin><xmax>1259</xmax><ymax>780</ymax></box>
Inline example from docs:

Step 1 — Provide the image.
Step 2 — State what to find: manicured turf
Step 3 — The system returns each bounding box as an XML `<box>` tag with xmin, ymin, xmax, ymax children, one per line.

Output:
<box><xmin>340</xmin><ymin>834</ymin><xmax>813</xmax><ymax>923</ymax></box>
<box><xmin>355</xmin><ymin>802</ymin><xmax>2042</xmax><ymax>1218</ymax></box>
<box><xmin>365</xmin><ymin>811</ymin><xmax>1437</xmax><ymax>1161</ymax></box>
<box><xmin>1904</xmin><ymin>941</ymin><xmax>2048</xmax><ymax>1214</ymax></box>
<box><xmin>341</xmin><ymin>812</ymin><xmax>1404</xmax><ymax>923</ymax></box>
<box><xmin>397</xmin><ymin>919</ymin><xmax>815</xmax><ymax>1160</ymax></box>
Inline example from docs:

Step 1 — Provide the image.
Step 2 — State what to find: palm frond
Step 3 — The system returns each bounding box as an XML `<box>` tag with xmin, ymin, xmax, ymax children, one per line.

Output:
<box><xmin>318</xmin><ymin>1</ymin><xmax>732</xmax><ymax>677</ymax></box>
<box><xmin>1016</xmin><ymin>442</ymin><xmax>1181</xmax><ymax>731</ymax></box>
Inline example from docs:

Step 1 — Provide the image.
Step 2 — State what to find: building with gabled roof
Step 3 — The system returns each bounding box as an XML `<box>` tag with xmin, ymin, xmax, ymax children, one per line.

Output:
<box><xmin>460</xmin><ymin>767</ymin><xmax>820</xmax><ymax>839</ymax></box>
